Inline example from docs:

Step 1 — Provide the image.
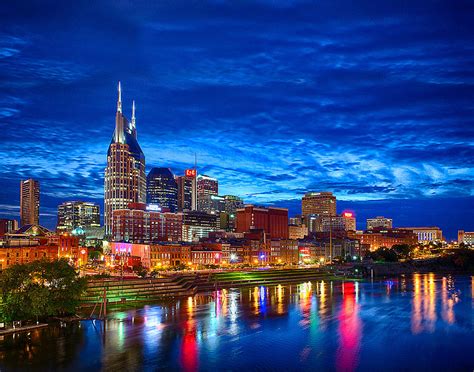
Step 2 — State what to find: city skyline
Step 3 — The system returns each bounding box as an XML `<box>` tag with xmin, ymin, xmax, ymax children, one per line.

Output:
<box><xmin>1</xmin><ymin>1</ymin><xmax>474</xmax><ymax>238</ymax></box>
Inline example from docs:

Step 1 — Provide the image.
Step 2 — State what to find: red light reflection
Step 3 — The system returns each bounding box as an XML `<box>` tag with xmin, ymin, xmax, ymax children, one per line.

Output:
<box><xmin>336</xmin><ymin>282</ymin><xmax>361</xmax><ymax>372</ymax></box>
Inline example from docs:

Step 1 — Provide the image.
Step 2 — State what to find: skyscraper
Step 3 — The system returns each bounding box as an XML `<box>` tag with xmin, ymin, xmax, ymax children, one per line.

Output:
<box><xmin>20</xmin><ymin>178</ymin><xmax>40</xmax><ymax>226</ymax></box>
<box><xmin>146</xmin><ymin>167</ymin><xmax>178</xmax><ymax>213</ymax></box>
<box><xmin>57</xmin><ymin>201</ymin><xmax>100</xmax><ymax>233</ymax></box>
<box><xmin>176</xmin><ymin>169</ymin><xmax>197</xmax><ymax>211</ymax></box>
<box><xmin>302</xmin><ymin>192</ymin><xmax>336</xmax><ymax>217</ymax></box>
<box><xmin>197</xmin><ymin>174</ymin><xmax>218</xmax><ymax>212</ymax></box>
<box><xmin>104</xmin><ymin>83</ymin><xmax>146</xmax><ymax>236</ymax></box>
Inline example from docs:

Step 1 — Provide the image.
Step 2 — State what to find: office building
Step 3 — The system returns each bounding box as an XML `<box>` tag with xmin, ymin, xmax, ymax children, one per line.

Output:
<box><xmin>399</xmin><ymin>227</ymin><xmax>443</xmax><ymax>243</ymax></box>
<box><xmin>357</xmin><ymin>228</ymin><xmax>418</xmax><ymax>251</ymax></box>
<box><xmin>236</xmin><ymin>205</ymin><xmax>289</xmax><ymax>239</ymax></box>
<box><xmin>199</xmin><ymin>194</ymin><xmax>225</xmax><ymax>214</ymax></box>
<box><xmin>112</xmin><ymin>203</ymin><xmax>182</xmax><ymax>243</ymax></box>
<box><xmin>177</xmin><ymin>169</ymin><xmax>197</xmax><ymax>211</ymax></box>
<box><xmin>197</xmin><ymin>174</ymin><xmax>218</xmax><ymax>211</ymax></box>
<box><xmin>104</xmin><ymin>83</ymin><xmax>146</xmax><ymax>235</ymax></box>
<box><xmin>289</xmin><ymin>215</ymin><xmax>304</xmax><ymax>226</ymax></box>
<box><xmin>321</xmin><ymin>212</ymin><xmax>356</xmax><ymax>232</ymax></box>
<box><xmin>367</xmin><ymin>216</ymin><xmax>393</xmax><ymax>230</ymax></box>
<box><xmin>302</xmin><ymin>191</ymin><xmax>336</xmax><ymax>217</ymax></box>
<box><xmin>57</xmin><ymin>201</ymin><xmax>100</xmax><ymax>233</ymax></box>
<box><xmin>223</xmin><ymin>195</ymin><xmax>244</xmax><ymax>214</ymax></box>
<box><xmin>0</xmin><ymin>219</ymin><xmax>18</xmax><ymax>237</ymax></box>
<box><xmin>458</xmin><ymin>230</ymin><xmax>474</xmax><ymax>245</ymax></box>
<box><xmin>146</xmin><ymin>167</ymin><xmax>178</xmax><ymax>213</ymax></box>
<box><xmin>181</xmin><ymin>211</ymin><xmax>219</xmax><ymax>242</ymax></box>
<box><xmin>288</xmin><ymin>224</ymin><xmax>308</xmax><ymax>239</ymax></box>
<box><xmin>20</xmin><ymin>178</ymin><xmax>40</xmax><ymax>226</ymax></box>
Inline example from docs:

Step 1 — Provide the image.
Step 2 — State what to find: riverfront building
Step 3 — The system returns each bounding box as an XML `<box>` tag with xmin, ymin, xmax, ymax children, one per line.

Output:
<box><xmin>399</xmin><ymin>227</ymin><xmax>443</xmax><ymax>243</ymax></box>
<box><xmin>458</xmin><ymin>230</ymin><xmax>474</xmax><ymax>245</ymax></box>
<box><xmin>356</xmin><ymin>228</ymin><xmax>418</xmax><ymax>250</ymax></box>
<box><xmin>112</xmin><ymin>203</ymin><xmax>182</xmax><ymax>243</ymax></box>
<box><xmin>104</xmin><ymin>83</ymin><xmax>146</xmax><ymax>236</ymax></box>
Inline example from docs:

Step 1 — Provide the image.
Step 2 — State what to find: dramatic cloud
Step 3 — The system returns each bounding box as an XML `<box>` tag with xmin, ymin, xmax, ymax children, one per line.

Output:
<box><xmin>1</xmin><ymin>0</ymin><xmax>473</xmax><ymax>238</ymax></box>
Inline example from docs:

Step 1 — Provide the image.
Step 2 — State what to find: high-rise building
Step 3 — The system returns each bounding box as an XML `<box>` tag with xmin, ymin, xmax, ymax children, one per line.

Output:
<box><xmin>177</xmin><ymin>169</ymin><xmax>197</xmax><ymax>211</ymax></box>
<box><xmin>321</xmin><ymin>212</ymin><xmax>356</xmax><ymax>232</ymax></box>
<box><xmin>20</xmin><ymin>178</ymin><xmax>40</xmax><ymax>226</ymax></box>
<box><xmin>57</xmin><ymin>201</ymin><xmax>100</xmax><ymax>233</ymax></box>
<box><xmin>104</xmin><ymin>83</ymin><xmax>146</xmax><ymax>236</ymax></box>
<box><xmin>146</xmin><ymin>167</ymin><xmax>178</xmax><ymax>213</ymax></box>
<box><xmin>181</xmin><ymin>211</ymin><xmax>219</xmax><ymax>242</ymax></box>
<box><xmin>112</xmin><ymin>203</ymin><xmax>182</xmax><ymax>243</ymax></box>
<box><xmin>223</xmin><ymin>195</ymin><xmax>244</xmax><ymax>215</ymax></box>
<box><xmin>236</xmin><ymin>205</ymin><xmax>289</xmax><ymax>239</ymax></box>
<box><xmin>301</xmin><ymin>192</ymin><xmax>336</xmax><ymax>217</ymax></box>
<box><xmin>197</xmin><ymin>174</ymin><xmax>218</xmax><ymax>211</ymax></box>
<box><xmin>367</xmin><ymin>216</ymin><xmax>393</xmax><ymax>230</ymax></box>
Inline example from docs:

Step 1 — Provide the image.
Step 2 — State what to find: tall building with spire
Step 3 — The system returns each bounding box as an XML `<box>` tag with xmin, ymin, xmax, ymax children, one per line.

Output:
<box><xmin>104</xmin><ymin>82</ymin><xmax>146</xmax><ymax>236</ymax></box>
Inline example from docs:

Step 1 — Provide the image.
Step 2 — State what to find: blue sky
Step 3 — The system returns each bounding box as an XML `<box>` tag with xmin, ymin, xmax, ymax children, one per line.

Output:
<box><xmin>1</xmin><ymin>0</ymin><xmax>473</xmax><ymax>239</ymax></box>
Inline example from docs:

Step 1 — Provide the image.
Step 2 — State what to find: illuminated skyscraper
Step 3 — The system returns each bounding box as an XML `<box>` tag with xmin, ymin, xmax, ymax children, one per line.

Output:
<box><xmin>146</xmin><ymin>167</ymin><xmax>178</xmax><ymax>213</ymax></box>
<box><xmin>104</xmin><ymin>83</ymin><xmax>146</xmax><ymax>236</ymax></box>
<box><xmin>57</xmin><ymin>201</ymin><xmax>100</xmax><ymax>233</ymax></box>
<box><xmin>177</xmin><ymin>169</ymin><xmax>197</xmax><ymax>211</ymax></box>
<box><xmin>20</xmin><ymin>178</ymin><xmax>40</xmax><ymax>226</ymax></box>
<box><xmin>197</xmin><ymin>174</ymin><xmax>218</xmax><ymax>212</ymax></box>
<box><xmin>302</xmin><ymin>191</ymin><xmax>336</xmax><ymax>217</ymax></box>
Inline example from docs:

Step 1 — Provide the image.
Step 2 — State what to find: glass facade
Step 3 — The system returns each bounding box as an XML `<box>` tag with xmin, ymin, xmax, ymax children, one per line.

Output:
<box><xmin>146</xmin><ymin>167</ymin><xmax>178</xmax><ymax>213</ymax></box>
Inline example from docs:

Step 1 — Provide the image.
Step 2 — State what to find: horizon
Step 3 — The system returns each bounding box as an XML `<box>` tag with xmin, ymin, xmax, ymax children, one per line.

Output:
<box><xmin>1</xmin><ymin>1</ymin><xmax>474</xmax><ymax>239</ymax></box>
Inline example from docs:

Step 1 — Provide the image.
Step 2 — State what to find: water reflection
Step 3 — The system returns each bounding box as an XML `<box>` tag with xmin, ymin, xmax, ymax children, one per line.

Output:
<box><xmin>337</xmin><ymin>282</ymin><xmax>361</xmax><ymax>372</ymax></box>
<box><xmin>0</xmin><ymin>274</ymin><xmax>473</xmax><ymax>371</ymax></box>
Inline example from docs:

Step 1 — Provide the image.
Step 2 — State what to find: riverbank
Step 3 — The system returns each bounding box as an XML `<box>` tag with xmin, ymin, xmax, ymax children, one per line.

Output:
<box><xmin>79</xmin><ymin>268</ymin><xmax>350</xmax><ymax>307</ymax></box>
<box><xmin>360</xmin><ymin>259</ymin><xmax>474</xmax><ymax>277</ymax></box>
<box><xmin>0</xmin><ymin>323</ymin><xmax>48</xmax><ymax>336</ymax></box>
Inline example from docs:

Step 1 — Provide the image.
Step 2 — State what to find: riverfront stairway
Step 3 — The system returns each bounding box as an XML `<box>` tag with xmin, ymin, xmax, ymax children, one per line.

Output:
<box><xmin>174</xmin><ymin>268</ymin><xmax>335</xmax><ymax>291</ymax></box>
<box><xmin>80</xmin><ymin>276</ymin><xmax>197</xmax><ymax>305</ymax></box>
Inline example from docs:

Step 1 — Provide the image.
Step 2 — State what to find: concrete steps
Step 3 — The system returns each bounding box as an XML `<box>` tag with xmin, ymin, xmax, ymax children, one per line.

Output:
<box><xmin>81</xmin><ymin>277</ymin><xmax>196</xmax><ymax>305</ymax></box>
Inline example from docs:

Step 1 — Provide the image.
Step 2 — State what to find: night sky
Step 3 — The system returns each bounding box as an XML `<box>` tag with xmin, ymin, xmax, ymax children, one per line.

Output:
<box><xmin>1</xmin><ymin>1</ymin><xmax>473</xmax><ymax>239</ymax></box>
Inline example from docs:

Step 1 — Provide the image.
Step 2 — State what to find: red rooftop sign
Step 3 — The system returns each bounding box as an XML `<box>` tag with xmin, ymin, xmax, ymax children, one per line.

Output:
<box><xmin>185</xmin><ymin>169</ymin><xmax>197</xmax><ymax>177</ymax></box>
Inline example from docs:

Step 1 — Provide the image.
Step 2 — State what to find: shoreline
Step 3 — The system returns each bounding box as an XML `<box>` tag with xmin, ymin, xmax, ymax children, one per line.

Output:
<box><xmin>0</xmin><ymin>323</ymin><xmax>48</xmax><ymax>336</ymax></box>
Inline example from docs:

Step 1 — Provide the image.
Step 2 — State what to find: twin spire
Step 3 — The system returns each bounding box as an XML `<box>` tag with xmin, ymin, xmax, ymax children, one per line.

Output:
<box><xmin>114</xmin><ymin>81</ymin><xmax>138</xmax><ymax>143</ymax></box>
<box><xmin>116</xmin><ymin>81</ymin><xmax>136</xmax><ymax>130</ymax></box>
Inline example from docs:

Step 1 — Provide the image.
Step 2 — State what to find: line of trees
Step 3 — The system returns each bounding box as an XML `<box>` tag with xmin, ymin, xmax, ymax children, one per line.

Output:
<box><xmin>0</xmin><ymin>259</ymin><xmax>87</xmax><ymax>322</ymax></box>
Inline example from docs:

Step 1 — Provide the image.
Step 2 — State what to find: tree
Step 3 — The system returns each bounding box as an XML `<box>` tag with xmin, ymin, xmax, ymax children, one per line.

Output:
<box><xmin>0</xmin><ymin>259</ymin><xmax>87</xmax><ymax>322</ymax></box>
<box><xmin>366</xmin><ymin>247</ymin><xmax>399</xmax><ymax>262</ymax></box>
<box><xmin>392</xmin><ymin>244</ymin><xmax>413</xmax><ymax>259</ymax></box>
<box><xmin>133</xmin><ymin>264</ymin><xmax>148</xmax><ymax>278</ymax></box>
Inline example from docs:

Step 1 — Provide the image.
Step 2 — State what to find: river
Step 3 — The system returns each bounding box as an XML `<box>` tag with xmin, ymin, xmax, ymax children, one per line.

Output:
<box><xmin>1</xmin><ymin>273</ymin><xmax>473</xmax><ymax>371</ymax></box>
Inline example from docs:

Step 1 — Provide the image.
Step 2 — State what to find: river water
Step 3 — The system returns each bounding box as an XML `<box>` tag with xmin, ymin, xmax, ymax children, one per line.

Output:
<box><xmin>1</xmin><ymin>274</ymin><xmax>473</xmax><ymax>371</ymax></box>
